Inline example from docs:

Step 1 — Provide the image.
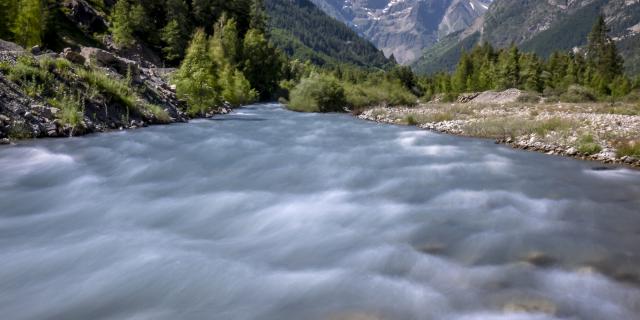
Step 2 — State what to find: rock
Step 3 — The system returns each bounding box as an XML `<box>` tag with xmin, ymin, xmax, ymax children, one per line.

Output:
<box><xmin>417</xmin><ymin>243</ymin><xmax>446</xmax><ymax>255</ymax></box>
<box><xmin>62</xmin><ymin>48</ymin><xmax>86</xmax><ymax>64</ymax></box>
<box><xmin>0</xmin><ymin>39</ymin><xmax>25</xmax><ymax>52</ymax></box>
<box><xmin>566</xmin><ymin>147</ymin><xmax>578</xmax><ymax>156</ymax></box>
<box><xmin>80</xmin><ymin>47</ymin><xmax>140</xmax><ymax>77</ymax></box>
<box><xmin>31</xmin><ymin>45</ymin><xmax>41</xmax><ymax>55</ymax></box>
<box><xmin>470</xmin><ymin>89</ymin><xmax>523</xmax><ymax>104</ymax></box>
<box><xmin>522</xmin><ymin>251</ymin><xmax>556</xmax><ymax>267</ymax></box>
<box><xmin>503</xmin><ymin>298</ymin><xmax>557</xmax><ymax>315</ymax></box>
<box><xmin>0</xmin><ymin>114</ymin><xmax>10</xmax><ymax>124</ymax></box>
<box><xmin>0</xmin><ymin>138</ymin><xmax>10</xmax><ymax>145</ymax></box>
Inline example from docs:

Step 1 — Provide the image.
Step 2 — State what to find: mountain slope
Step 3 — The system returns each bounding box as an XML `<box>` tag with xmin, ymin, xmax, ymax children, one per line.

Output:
<box><xmin>413</xmin><ymin>0</ymin><xmax>640</xmax><ymax>74</ymax></box>
<box><xmin>265</xmin><ymin>0</ymin><xmax>391</xmax><ymax>68</ymax></box>
<box><xmin>308</xmin><ymin>0</ymin><xmax>492</xmax><ymax>64</ymax></box>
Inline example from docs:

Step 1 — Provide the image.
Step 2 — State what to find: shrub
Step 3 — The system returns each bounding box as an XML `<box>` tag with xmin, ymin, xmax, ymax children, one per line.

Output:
<box><xmin>560</xmin><ymin>85</ymin><xmax>597</xmax><ymax>103</ymax></box>
<box><xmin>344</xmin><ymin>79</ymin><xmax>416</xmax><ymax>109</ymax></box>
<box><xmin>615</xmin><ymin>140</ymin><xmax>640</xmax><ymax>158</ymax></box>
<box><xmin>406</xmin><ymin>115</ymin><xmax>418</xmax><ymax>125</ymax></box>
<box><xmin>48</xmin><ymin>94</ymin><xmax>83</xmax><ymax>127</ymax></box>
<box><xmin>288</xmin><ymin>73</ymin><xmax>346</xmax><ymax>112</ymax></box>
<box><xmin>577</xmin><ymin>134</ymin><xmax>602</xmax><ymax>155</ymax></box>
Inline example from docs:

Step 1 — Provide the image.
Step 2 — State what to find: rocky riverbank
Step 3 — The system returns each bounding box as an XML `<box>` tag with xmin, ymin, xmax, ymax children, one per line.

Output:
<box><xmin>358</xmin><ymin>97</ymin><xmax>640</xmax><ymax>168</ymax></box>
<box><xmin>0</xmin><ymin>40</ymin><xmax>230</xmax><ymax>145</ymax></box>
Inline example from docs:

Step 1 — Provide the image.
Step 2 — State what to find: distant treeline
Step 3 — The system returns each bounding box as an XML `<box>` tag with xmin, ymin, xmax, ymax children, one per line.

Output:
<box><xmin>419</xmin><ymin>16</ymin><xmax>640</xmax><ymax>101</ymax></box>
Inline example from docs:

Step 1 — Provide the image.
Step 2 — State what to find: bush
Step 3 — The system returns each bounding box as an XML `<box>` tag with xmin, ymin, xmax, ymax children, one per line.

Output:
<box><xmin>288</xmin><ymin>73</ymin><xmax>346</xmax><ymax>112</ymax></box>
<box><xmin>48</xmin><ymin>94</ymin><xmax>83</xmax><ymax>127</ymax></box>
<box><xmin>577</xmin><ymin>134</ymin><xmax>602</xmax><ymax>155</ymax></box>
<box><xmin>344</xmin><ymin>79</ymin><xmax>416</xmax><ymax>109</ymax></box>
<box><xmin>615</xmin><ymin>140</ymin><xmax>640</xmax><ymax>158</ymax></box>
<box><xmin>560</xmin><ymin>85</ymin><xmax>597</xmax><ymax>103</ymax></box>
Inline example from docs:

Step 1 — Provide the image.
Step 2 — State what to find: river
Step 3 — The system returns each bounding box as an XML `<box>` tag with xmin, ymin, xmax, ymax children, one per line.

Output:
<box><xmin>1</xmin><ymin>104</ymin><xmax>639</xmax><ymax>320</ymax></box>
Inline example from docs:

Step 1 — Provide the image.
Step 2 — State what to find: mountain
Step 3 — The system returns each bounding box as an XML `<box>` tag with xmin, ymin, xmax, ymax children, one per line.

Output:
<box><xmin>264</xmin><ymin>0</ymin><xmax>392</xmax><ymax>68</ymax></box>
<box><xmin>307</xmin><ymin>0</ymin><xmax>493</xmax><ymax>64</ymax></box>
<box><xmin>413</xmin><ymin>0</ymin><xmax>640</xmax><ymax>74</ymax></box>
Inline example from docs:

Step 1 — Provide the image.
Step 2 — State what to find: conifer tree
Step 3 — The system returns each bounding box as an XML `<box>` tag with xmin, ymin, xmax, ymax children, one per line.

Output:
<box><xmin>110</xmin><ymin>0</ymin><xmax>135</xmax><ymax>47</ymax></box>
<box><xmin>497</xmin><ymin>45</ymin><xmax>520</xmax><ymax>89</ymax></box>
<box><xmin>585</xmin><ymin>15</ymin><xmax>624</xmax><ymax>93</ymax></box>
<box><xmin>0</xmin><ymin>0</ymin><xmax>18</xmax><ymax>40</ymax></box>
<box><xmin>242</xmin><ymin>29</ymin><xmax>283</xmax><ymax>100</ymax></box>
<box><xmin>12</xmin><ymin>0</ymin><xmax>47</xmax><ymax>48</ymax></box>
<box><xmin>249</xmin><ymin>0</ymin><xmax>268</xmax><ymax>33</ymax></box>
<box><xmin>175</xmin><ymin>29</ymin><xmax>219</xmax><ymax>115</ymax></box>
<box><xmin>452</xmin><ymin>52</ymin><xmax>473</xmax><ymax>92</ymax></box>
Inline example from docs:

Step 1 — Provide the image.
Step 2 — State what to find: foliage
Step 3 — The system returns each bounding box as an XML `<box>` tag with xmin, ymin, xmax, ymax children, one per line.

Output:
<box><xmin>241</xmin><ymin>29</ymin><xmax>284</xmax><ymax>100</ymax></box>
<box><xmin>577</xmin><ymin>134</ymin><xmax>602</xmax><ymax>155</ymax></box>
<box><xmin>264</xmin><ymin>0</ymin><xmax>391</xmax><ymax>69</ymax></box>
<box><xmin>416</xmin><ymin>17</ymin><xmax>632</xmax><ymax>102</ymax></box>
<box><xmin>48</xmin><ymin>94</ymin><xmax>83</xmax><ymax>127</ymax></box>
<box><xmin>174</xmin><ymin>29</ymin><xmax>219</xmax><ymax>116</ymax></box>
<box><xmin>110</xmin><ymin>0</ymin><xmax>135</xmax><ymax>48</ymax></box>
<box><xmin>288</xmin><ymin>73</ymin><xmax>347</xmax><ymax>112</ymax></box>
<box><xmin>615</xmin><ymin>140</ymin><xmax>640</xmax><ymax>158</ymax></box>
<box><xmin>11</xmin><ymin>0</ymin><xmax>47</xmax><ymax>48</ymax></box>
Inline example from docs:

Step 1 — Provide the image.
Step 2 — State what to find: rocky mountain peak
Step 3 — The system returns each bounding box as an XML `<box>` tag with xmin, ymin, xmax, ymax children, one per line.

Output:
<box><xmin>309</xmin><ymin>0</ymin><xmax>494</xmax><ymax>64</ymax></box>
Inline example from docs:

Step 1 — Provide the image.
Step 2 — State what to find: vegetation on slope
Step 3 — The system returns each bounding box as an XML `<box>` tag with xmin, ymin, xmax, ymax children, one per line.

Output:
<box><xmin>264</xmin><ymin>0</ymin><xmax>391</xmax><ymax>68</ymax></box>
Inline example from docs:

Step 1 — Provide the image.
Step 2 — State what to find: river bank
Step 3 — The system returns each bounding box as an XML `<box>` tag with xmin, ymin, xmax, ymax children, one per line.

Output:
<box><xmin>0</xmin><ymin>40</ymin><xmax>234</xmax><ymax>145</ymax></box>
<box><xmin>358</xmin><ymin>100</ymin><xmax>640</xmax><ymax>168</ymax></box>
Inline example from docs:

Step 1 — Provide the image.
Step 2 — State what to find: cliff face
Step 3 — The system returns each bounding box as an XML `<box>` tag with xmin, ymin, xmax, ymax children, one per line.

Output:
<box><xmin>309</xmin><ymin>0</ymin><xmax>492</xmax><ymax>64</ymax></box>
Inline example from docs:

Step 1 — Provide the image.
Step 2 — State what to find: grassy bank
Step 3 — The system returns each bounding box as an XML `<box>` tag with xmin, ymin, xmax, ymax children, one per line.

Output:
<box><xmin>358</xmin><ymin>101</ymin><xmax>640</xmax><ymax>167</ymax></box>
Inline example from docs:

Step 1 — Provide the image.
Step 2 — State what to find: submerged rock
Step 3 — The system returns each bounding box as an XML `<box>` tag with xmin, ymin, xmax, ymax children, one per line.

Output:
<box><xmin>503</xmin><ymin>298</ymin><xmax>557</xmax><ymax>315</ymax></box>
<box><xmin>522</xmin><ymin>251</ymin><xmax>556</xmax><ymax>268</ymax></box>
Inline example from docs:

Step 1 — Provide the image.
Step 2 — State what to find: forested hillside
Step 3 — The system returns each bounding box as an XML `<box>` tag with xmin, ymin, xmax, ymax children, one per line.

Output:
<box><xmin>265</xmin><ymin>0</ymin><xmax>391</xmax><ymax>68</ymax></box>
<box><xmin>413</xmin><ymin>0</ymin><xmax>640</xmax><ymax>75</ymax></box>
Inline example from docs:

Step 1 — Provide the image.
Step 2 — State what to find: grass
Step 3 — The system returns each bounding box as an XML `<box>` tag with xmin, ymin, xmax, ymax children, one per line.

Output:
<box><xmin>47</xmin><ymin>94</ymin><xmax>84</xmax><ymax>127</ymax></box>
<box><xmin>576</xmin><ymin>134</ymin><xmax>602</xmax><ymax>155</ymax></box>
<box><xmin>77</xmin><ymin>68</ymin><xmax>137</xmax><ymax>109</ymax></box>
<box><xmin>534</xmin><ymin>117</ymin><xmax>574</xmax><ymax>136</ymax></box>
<box><xmin>615</xmin><ymin>140</ymin><xmax>640</xmax><ymax>158</ymax></box>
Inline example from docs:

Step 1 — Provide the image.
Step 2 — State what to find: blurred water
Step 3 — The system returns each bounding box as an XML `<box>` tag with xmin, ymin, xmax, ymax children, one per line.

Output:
<box><xmin>1</xmin><ymin>103</ymin><xmax>639</xmax><ymax>320</ymax></box>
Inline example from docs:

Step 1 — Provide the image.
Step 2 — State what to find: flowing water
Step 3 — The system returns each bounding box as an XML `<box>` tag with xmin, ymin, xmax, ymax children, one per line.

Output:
<box><xmin>1</xmin><ymin>104</ymin><xmax>640</xmax><ymax>320</ymax></box>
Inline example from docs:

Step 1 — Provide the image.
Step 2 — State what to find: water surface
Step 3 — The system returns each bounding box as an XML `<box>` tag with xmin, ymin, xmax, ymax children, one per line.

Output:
<box><xmin>1</xmin><ymin>104</ymin><xmax>640</xmax><ymax>320</ymax></box>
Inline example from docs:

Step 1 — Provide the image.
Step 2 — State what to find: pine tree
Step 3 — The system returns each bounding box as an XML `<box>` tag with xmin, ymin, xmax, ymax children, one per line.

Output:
<box><xmin>174</xmin><ymin>29</ymin><xmax>219</xmax><ymax>115</ymax></box>
<box><xmin>452</xmin><ymin>52</ymin><xmax>473</xmax><ymax>92</ymax></box>
<box><xmin>12</xmin><ymin>0</ymin><xmax>47</xmax><ymax>48</ymax></box>
<box><xmin>110</xmin><ymin>0</ymin><xmax>135</xmax><ymax>47</ymax></box>
<box><xmin>249</xmin><ymin>0</ymin><xmax>268</xmax><ymax>33</ymax></box>
<box><xmin>497</xmin><ymin>45</ymin><xmax>520</xmax><ymax>89</ymax></box>
<box><xmin>585</xmin><ymin>15</ymin><xmax>624</xmax><ymax>94</ymax></box>
<box><xmin>0</xmin><ymin>0</ymin><xmax>18</xmax><ymax>40</ymax></box>
<box><xmin>242</xmin><ymin>29</ymin><xmax>283</xmax><ymax>100</ymax></box>
<box><xmin>161</xmin><ymin>20</ymin><xmax>186</xmax><ymax>62</ymax></box>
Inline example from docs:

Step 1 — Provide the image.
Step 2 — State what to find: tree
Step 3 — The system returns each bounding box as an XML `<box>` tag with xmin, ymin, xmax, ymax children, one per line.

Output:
<box><xmin>220</xmin><ymin>66</ymin><xmax>258</xmax><ymax>106</ymax></box>
<box><xmin>0</xmin><ymin>0</ymin><xmax>18</xmax><ymax>40</ymax></box>
<box><xmin>110</xmin><ymin>0</ymin><xmax>135</xmax><ymax>47</ymax></box>
<box><xmin>585</xmin><ymin>15</ymin><xmax>624</xmax><ymax>94</ymax></box>
<box><xmin>174</xmin><ymin>29</ymin><xmax>219</xmax><ymax>115</ymax></box>
<box><xmin>161</xmin><ymin>20</ymin><xmax>187</xmax><ymax>62</ymax></box>
<box><xmin>12</xmin><ymin>0</ymin><xmax>47</xmax><ymax>48</ymax></box>
<box><xmin>250</xmin><ymin>0</ymin><xmax>267</xmax><ymax>33</ymax></box>
<box><xmin>452</xmin><ymin>52</ymin><xmax>473</xmax><ymax>92</ymax></box>
<box><xmin>242</xmin><ymin>29</ymin><xmax>283</xmax><ymax>100</ymax></box>
<box><xmin>497</xmin><ymin>45</ymin><xmax>520</xmax><ymax>89</ymax></box>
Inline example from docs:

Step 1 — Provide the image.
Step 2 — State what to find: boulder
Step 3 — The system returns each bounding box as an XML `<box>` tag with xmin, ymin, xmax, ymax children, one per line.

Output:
<box><xmin>80</xmin><ymin>47</ymin><xmax>140</xmax><ymax>77</ymax></box>
<box><xmin>62</xmin><ymin>48</ymin><xmax>86</xmax><ymax>65</ymax></box>
<box><xmin>30</xmin><ymin>45</ymin><xmax>41</xmax><ymax>55</ymax></box>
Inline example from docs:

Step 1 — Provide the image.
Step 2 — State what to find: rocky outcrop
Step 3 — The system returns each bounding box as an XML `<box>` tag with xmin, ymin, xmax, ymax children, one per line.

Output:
<box><xmin>61</xmin><ymin>0</ymin><xmax>108</xmax><ymax>34</ymax></box>
<box><xmin>0</xmin><ymin>40</ymin><xmax>203</xmax><ymax>142</ymax></box>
